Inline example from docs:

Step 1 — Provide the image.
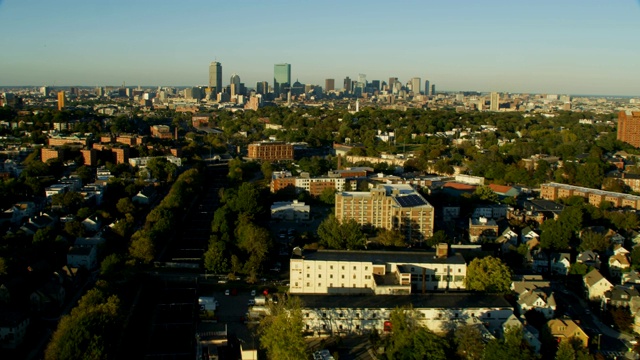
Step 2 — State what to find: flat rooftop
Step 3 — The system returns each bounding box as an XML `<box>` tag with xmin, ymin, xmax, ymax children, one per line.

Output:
<box><xmin>296</xmin><ymin>250</ymin><xmax>466</xmax><ymax>265</ymax></box>
<box><xmin>296</xmin><ymin>293</ymin><xmax>511</xmax><ymax>309</ymax></box>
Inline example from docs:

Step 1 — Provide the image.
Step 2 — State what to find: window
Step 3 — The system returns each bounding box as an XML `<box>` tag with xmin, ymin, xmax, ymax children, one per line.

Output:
<box><xmin>353</xmin><ymin>266</ymin><xmax>357</xmax><ymax>270</ymax></box>
<box><xmin>339</xmin><ymin>313</ymin><xmax>343</xmax><ymax>318</ymax></box>
<box><xmin>306</xmin><ymin>325</ymin><xmax>310</xmax><ymax>330</ymax></box>
<box><xmin>295</xmin><ymin>282</ymin><xmax>298</xmax><ymax>287</ymax></box>
<box><xmin>318</xmin><ymin>274</ymin><xmax>322</xmax><ymax>278</ymax></box>
<box><xmin>318</xmin><ymin>283</ymin><xmax>321</xmax><ymax>287</ymax></box>
<box><xmin>318</xmin><ymin>265</ymin><xmax>322</xmax><ymax>269</ymax></box>
<box><xmin>342</xmin><ymin>266</ymin><xmax>345</xmax><ymax>270</ymax></box>
<box><xmin>341</xmin><ymin>283</ymin><xmax>345</xmax><ymax>287</ymax></box>
<box><xmin>307</xmin><ymin>274</ymin><xmax>310</xmax><ymax>278</ymax></box>
<box><xmin>353</xmin><ymin>274</ymin><xmax>356</xmax><ymax>279</ymax></box>
<box><xmin>365</xmin><ymin>266</ymin><xmax>368</xmax><ymax>270</ymax></box>
<box><xmin>339</xmin><ymin>325</ymin><xmax>343</xmax><ymax>330</ymax></box>
<box><xmin>353</xmin><ymin>284</ymin><xmax>356</xmax><ymax>288</ymax></box>
<box><xmin>342</xmin><ymin>275</ymin><xmax>345</xmax><ymax>279</ymax></box>
<box><xmin>322</xmin><ymin>324</ymin><xmax>326</xmax><ymax>330</ymax></box>
<box><xmin>330</xmin><ymin>265</ymin><xmax>334</xmax><ymax>270</ymax></box>
<box><xmin>486</xmin><ymin>313</ymin><xmax>491</xmax><ymax>318</ymax></box>
<box><xmin>330</xmin><ymin>274</ymin><xmax>333</xmax><ymax>279</ymax></box>
<box><xmin>322</xmin><ymin>313</ymin><xmax>327</xmax><ymax>318</ymax></box>
<box><xmin>356</xmin><ymin>325</ymin><xmax>360</xmax><ymax>330</ymax></box>
<box><xmin>458</xmin><ymin>268</ymin><xmax>462</xmax><ymax>273</ymax></box>
<box><xmin>306</xmin><ymin>282</ymin><xmax>310</xmax><ymax>287</ymax></box>
<box><xmin>356</xmin><ymin>313</ymin><xmax>360</xmax><ymax>318</ymax></box>
<box><xmin>306</xmin><ymin>313</ymin><xmax>310</xmax><ymax>317</ymax></box>
<box><xmin>330</xmin><ymin>283</ymin><xmax>333</xmax><ymax>287</ymax></box>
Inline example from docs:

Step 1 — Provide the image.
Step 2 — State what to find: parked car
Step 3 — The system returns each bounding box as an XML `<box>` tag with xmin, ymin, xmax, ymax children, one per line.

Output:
<box><xmin>251</xmin><ymin>290</ymin><xmax>256</xmax><ymax>296</ymax></box>
<box><xmin>225</xmin><ymin>289</ymin><xmax>230</xmax><ymax>296</ymax></box>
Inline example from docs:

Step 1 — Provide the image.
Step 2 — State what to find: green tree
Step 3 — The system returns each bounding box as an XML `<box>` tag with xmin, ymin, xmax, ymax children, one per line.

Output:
<box><xmin>483</xmin><ymin>326</ymin><xmax>536</xmax><ymax>360</ymax></box>
<box><xmin>129</xmin><ymin>231</ymin><xmax>155</xmax><ymax>264</ymax></box>
<box><xmin>100</xmin><ymin>254</ymin><xmax>124</xmax><ymax>279</ymax></box>
<box><xmin>376</xmin><ymin>229</ymin><xmax>406</xmax><ymax>247</ymax></box>
<box><xmin>578</xmin><ymin>230</ymin><xmax>609</xmax><ymax>252</ymax></box>
<box><xmin>568</xmin><ymin>262</ymin><xmax>590</xmax><ymax>276</ymax></box>
<box><xmin>261</xmin><ymin>160</ymin><xmax>273</xmax><ymax>181</ymax></box>
<box><xmin>204</xmin><ymin>237</ymin><xmax>229</xmax><ymax>274</ymax></box>
<box><xmin>454</xmin><ymin>325</ymin><xmax>485</xmax><ymax>360</ymax></box>
<box><xmin>464</xmin><ymin>256</ymin><xmax>512</xmax><ymax>293</ymax></box>
<box><xmin>317</xmin><ymin>215</ymin><xmax>366</xmax><ymax>250</ymax></box>
<box><xmin>426</xmin><ymin>230</ymin><xmax>451</xmax><ymax>247</ymax></box>
<box><xmin>0</xmin><ymin>257</ymin><xmax>7</xmax><ymax>276</ymax></box>
<box><xmin>473</xmin><ymin>185</ymin><xmax>500</xmax><ymax>203</ymax></box>
<box><xmin>259</xmin><ymin>296</ymin><xmax>307</xmax><ymax>360</ymax></box>
<box><xmin>383</xmin><ymin>307</ymin><xmax>448</xmax><ymax>360</ymax></box>
<box><xmin>540</xmin><ymin>219</ymin><xmax>571</xmax><ymax>252</ymax></box>
<box><xmin>319</xmin><ymin>187</ymin><xmax>337</xmax><ymax>205</ymax></box>
<box><xmin>116</xmin><ymin>197</ymin><xmax>136</xmax><ymax>215</ymax></box>
<box><xmin>45</xmin><ymin>288</ymin><xmax>122</xmax><ymax>360</ymax></box>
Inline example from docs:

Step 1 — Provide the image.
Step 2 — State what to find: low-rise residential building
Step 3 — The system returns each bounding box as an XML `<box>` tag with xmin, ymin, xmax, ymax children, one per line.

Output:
<box><xmin>584</xmin><ymin>269</ymin><xmax>614</xmax><ymax>301</ymax></box>
<box><xmin>296</xmin><ymin>293</ymin><xmax>513</xmax><ymax>335</ymax></box>
<box><xmin>468</xmin><ymin>217</ymin><xmax>499</xmax><ymax>243</ymax></box>
<box><xmin>247</xmin><ymin>141</ymin><xmax>294</xmax><ymax>161</ymax></box>
<box><xmin>511</xmin><ymin>276</ymin><xmax>556</xmax><ymax>319</ymax></box>
<box><xmin>609</xmin><ymin>253</ymin><xmax>631</xmax><ymax>278</ymax></box>
<box><xmin>0</xmin><ymin>310</ymin><xmax>30</xmax><ymax>349</ymax></box>
<box><xmin>547</xmin><ymin>318</ymin><xmax>589</xmax><ymax>347</ymax></box>
<box><xmin>271</xmin><ymin>200</ymin><xmax>310</xmax><ymax>221</ymax></box>
<box><xmin>67</xmin><ymin>246</ymin><xmax>98</xmax><ymax>270</ymax></box>
<box><xmin>540</xmin><ymin>182</ymin><xmax>640</xmax><ymax>210</ymax></box>
<box><xmin>576</xmin><ymin>250</ymin><xmax>601</xmax><ymax>270</ymax></box>
<box><xmin>290</xmin><ymin>244</ymin><xmax>466</xmax><ymax>295</ymax></box>
<box><xmin>606</xmin><ymin>285</ymin><xmax>640</xmax><ymax>308</ymax></box>
<box><xmin>532</xmin><ymin>251</ymin><xmax>570</xmax><ymax>275</ymax></box>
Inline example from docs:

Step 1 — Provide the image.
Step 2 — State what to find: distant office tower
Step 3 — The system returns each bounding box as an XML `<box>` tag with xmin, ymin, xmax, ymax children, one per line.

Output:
<box><xmin>41</xmin><ymin>86</ymin><xmax>50</xmax><ymax>96</ymax></box>
<box><xmin>57</xmin><ymin>91</ymin><xmax>65</xmax><ymax>110</ymax></box>
<box><xmin>370</xmin><ymin>80</ymin><xmax>380</xmax><ymax>92</ymax></box>
<box><xmin>209</xmin><ymin>61</ymin><xmax>222</xmax><ymax>94</ymax></box>
<box><xmin>490</xmin><ymin>92</ymin><xmax>499</xmax><ymax>111</ymax></box>
<box><xmin>358</xmin><ymin>74</ymin><xmax>367</xmax><ymax>87</ymax></box>
<box><xmin>424</xmin><ymin>80</ymin><xmax>430</xmax><ymax>95</ymax></box>
<box><xmin>256</xmin><ymin>81</ymin><xmax>268</xmax><ymax>95</ymax></box>
<box><xmin>618</xmin><ymin>111</ymin><xmax>640</xmax><ymax>148</ymax></box>
<box><xmin>230</xmin><ymin>74</ymin><xmax>241</xmax><ymax>96</ymax></box>
<box><xmin>325</xmin><ymin>79</ymin><xmax>335</xmax><ymax>92</ymax></box>
<box><xmin>344</xmin><ymin>76</ymin><xmax>352</xmax><ymax>93</ymax></box>
<box><xmin>274</xmin><ymin>63</ymin><xmax>291</xmax><ymax>97</ymax></box>
<box><xmin>431</xmin><ymin>84</ymin><xmax>436</xmax><ymax>96</ymax></box>
<box><xmin>389</xmin><ymin>77</ymin><xmax>398</xmax><ymax>92</ymax></box>
<box><xmin>411</xmin><ymin>77</ymin><xmax>422</xmax><ymax>95</ymax></box>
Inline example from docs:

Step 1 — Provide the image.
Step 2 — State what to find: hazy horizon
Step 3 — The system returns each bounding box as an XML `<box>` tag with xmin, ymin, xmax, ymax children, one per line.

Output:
<box><xmin>1</xmin><ymin>0</ymin><xmax>639</xmax><ymax>97</ymax></box>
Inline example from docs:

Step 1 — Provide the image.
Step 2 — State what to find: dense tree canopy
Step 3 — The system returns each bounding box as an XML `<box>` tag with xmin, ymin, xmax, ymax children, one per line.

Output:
<box><xmin>464</xmin><ymin>256</ymin><xmax>512</xmax><ymax>293</ymax></box>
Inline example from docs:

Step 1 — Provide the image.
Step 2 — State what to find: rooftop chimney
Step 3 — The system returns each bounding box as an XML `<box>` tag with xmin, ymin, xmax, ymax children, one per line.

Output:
<box><xmin>436</xmin><ymin>243</ymin><xmax>449</xmax><ymax>258</ymax></box>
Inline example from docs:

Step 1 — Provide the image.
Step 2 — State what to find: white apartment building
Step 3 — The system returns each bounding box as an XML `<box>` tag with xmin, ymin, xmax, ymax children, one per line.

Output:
<box><xmin>297</xmin><ymin>294</ymin><xmax>513</xmax><ymax>335</ymax></box>
<box><xmin>290</xmin><ymin>245</ymin><xmax>466</xmax><ymax>295</ymax></box>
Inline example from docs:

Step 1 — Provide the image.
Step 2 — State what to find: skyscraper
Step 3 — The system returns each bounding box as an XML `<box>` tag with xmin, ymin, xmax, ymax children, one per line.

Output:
<box><xmin>344</xmin><ymin>76</ymin><xmax>351</xmax><ymax>93</ymax></box>
<box><xmin>411</xmin><ymin>77</ymin><xmax>422</xmax><ymax>95</ymax></box>
<box><xmin>274</xmin><ymin>63</ymin><xmax>291</xmax><ymax>97</ymax></box>
<box><xmin>424</xmin><ymin>80</ymin><xmax>430</xmax><ymax>95</ymax></box>
<box><xmin>431</xmin><ymin>84</ymin><xmax>436</xmax><ymax>96</ymax></box>
<box><xmin>209</xmin><ymin>62</ymin><xmax>222</xmax><ymax>94</ymax></box>
<box><xmin>389</xmin><ymin>77</ymin><xmax>398</xmax><ymax>92</ymax></box>
<box><xmin>256</xmin><ymin>81</ymin><xmax>268</xmax><ymax>95</ymax></box>
<box><xmin>57</xmin><ymin>91</ymin><xmax>65</xmax><ymax>111</ymax></box>
<box><xmin>490</xmin><ymin>92</ymin><xmax>499</xmax><ymax>111</ymax></box>
<box><xmin>617</xmin><ymin>111</ymin><xmax>640</xmax><ymax>148</ymax></box>
<box><xmin>325</xmin><ymin>79</ymin><xmax>335</xmax><ymax>92</ymax></box>
<box><xmin>230</xmin><ymin>74</ymin><xmax>241</xmax><ymax>96</ymax></box>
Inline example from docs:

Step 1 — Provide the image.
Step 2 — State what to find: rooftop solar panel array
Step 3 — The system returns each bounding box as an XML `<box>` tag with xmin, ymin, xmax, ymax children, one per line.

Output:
<box><xmin>395</xmin><ymin>194</ymin><xmax>427</xmax><ymax>207</ymax></box>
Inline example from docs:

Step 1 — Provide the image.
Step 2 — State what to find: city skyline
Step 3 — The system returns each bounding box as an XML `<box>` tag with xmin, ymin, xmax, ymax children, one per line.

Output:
<box><xmin>1</xmin><ymin>1</ymin><xmax>639</xmax><ymax>96</ymax></box>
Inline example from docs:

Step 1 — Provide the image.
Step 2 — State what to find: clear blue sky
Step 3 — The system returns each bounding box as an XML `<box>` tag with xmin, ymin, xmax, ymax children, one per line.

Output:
<box><xmin>1</xmin><ymin>0</ymin><xmax>639</xmax><ymax>96</ymax></box>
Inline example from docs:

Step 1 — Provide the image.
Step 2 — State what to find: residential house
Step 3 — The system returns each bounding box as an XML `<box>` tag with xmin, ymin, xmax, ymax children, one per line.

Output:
<box><xmin>606</xmin><ymin>285</ymin><xmax>640</xmax><ymax>308</ymax></box>
<box><xmin>520</xmin><ymin>227</ymin><xmax>540</xmax><ymax>249</ymax></box>
<box><xmin>609</xmin><ymin>253</ymin><xmax>631</xmax><ymax>278</ymax></box>
<box><xmin>67</xmin><ymin>246</ymin><xmax>98</xmax><ymax>270</ymax></box>
<box><xmin>511</xmin><ymin>277</ymin><xmax>556</xmax><ymax>319</ymax></box>
<box><xmin>3</xmin><ymin>201</ymin><xmax>36</xmax><ymax>224</ymax></box>
<box><xmin>496</xmin><ymin>228</ymin><xmax>519</xmax><ymax>253</ymax></box>
<box><xmin>81</xmin><ymin>215</ymin><xmax>102</xmax><ymax>233</ymax></box>
<box><xmin>19</xmin><ymin>213</ymin><xmax>57</xmax><ymax>236</ymax></box>
<box><xmin>622</xmin><ymin>271</ymin><xmax>640</xmax><ymax>287</ymax></box>
<box><xmin>0</xmin><ymin>309</ymin><xmax>30</xmax><ymax>349</ymax></box>
<box><xmin>502</xmin><ymin>314</ymin><xmax>541</xmax><ymax>353</ymax></box>
<box><xmin>468</xmin><ymin>217</ymin><xmax>499</xmax><ymax>243</ymax></box>
<box><xmin>547</xmin><ymin>318</ymin><xmax>589</xmax><ymax>347</ymax></box>
<box><xmin>584</xmin><ymin>269</ymin><xmax>614</xmax><ymax>301</ymax></box>
<box><xmin>532</xmin><ymin>251</ymin><xmax>570</xmax><ymax>275</ymax></box>
<box><xmin>132</xmin><ymin>186</ymin><xmax>157</xmax><ymax>205</ymax></box>
<box><xmin>576</xmin><ymin>250</ymin><xmax>601</xmax><ymax>270</ymax></box>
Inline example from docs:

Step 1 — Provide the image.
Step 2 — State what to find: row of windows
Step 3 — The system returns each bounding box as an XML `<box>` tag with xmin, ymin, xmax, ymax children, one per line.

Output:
<box><xmin>308</xmin><ymin>274</ymin><xmax>373</xmax><ymax>279</ymax></box>
<box><xmin>307</xmin><ymin>265</ymin><xmax>370</xmax><ymax>271</ymax></box>
<box><xmin>305</xmin><ymin>283</ymin><xmax>366</xmax><ymax>288</ymax></box>
<box><xmin>304</xmin><ymin>311</ymin><xmax>496</xmax><ymax>319</ymax></box>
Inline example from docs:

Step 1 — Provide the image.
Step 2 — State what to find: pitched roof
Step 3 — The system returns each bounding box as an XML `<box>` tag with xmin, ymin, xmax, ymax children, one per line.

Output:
<box><xmin>584</xmin><ymin>269</ymin><xmax>608</xmax><ymax>287</ymax></box>
<box><xmin>547</xmin><ymin>318</ymin><xmax>587</xmax><ymax>340</ymax></box>
<box><xmin>488</xmin><ymin>183</ymin><xmax>513</xmax><ymax>195</ymax></box>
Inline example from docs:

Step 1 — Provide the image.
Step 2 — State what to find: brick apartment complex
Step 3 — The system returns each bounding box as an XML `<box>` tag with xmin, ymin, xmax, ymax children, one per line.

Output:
<box><xmin>41</xmin><ymin>148</ymin><xmax>63</xmax><ymax>162</ymax></box>
<box><xmin>247</xmin><ymin>141</ymin><xmax>294</xmax><ymax>161</ymax></box>
<box><xmin>335</xmin><ymin>184</ymin><xmax>434</xmax><ymax>242</ymax></box>
<box><xmin>617</xmin><ymin>111</ymin><xmax>640</xmax><ymax>148</ymax></box>
<box><xmin>540</xmin><ymin>182</ymin><xmax>640</xmax><ymax>210</ymax></box>
<box><xmin>150</xmin><ymin>125</ymin><xmax>174</xmax><ymax>139</ymax></box>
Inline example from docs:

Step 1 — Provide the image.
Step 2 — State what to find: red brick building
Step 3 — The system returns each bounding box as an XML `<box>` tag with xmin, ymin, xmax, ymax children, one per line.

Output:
<box><xmin>247</xmin><ymin>142</ymin><xmax>293</xmax><ymax>161</ymax></box>
<box><xmin>618</xmin><ymin>111</ymin><xmax>640</xmax><ymax>148</ymax></box>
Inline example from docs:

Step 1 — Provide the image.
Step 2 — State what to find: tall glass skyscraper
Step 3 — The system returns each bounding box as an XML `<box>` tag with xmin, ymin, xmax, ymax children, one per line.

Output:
<box><xmin>274</xmin><ymin>63</ymin><xmax>291</xmax><ymax>97</ymax></box>
<box><xmin>209</xmin><ymin>61</ymin><xmax>222</xmax><ymax>94</ymax></box>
